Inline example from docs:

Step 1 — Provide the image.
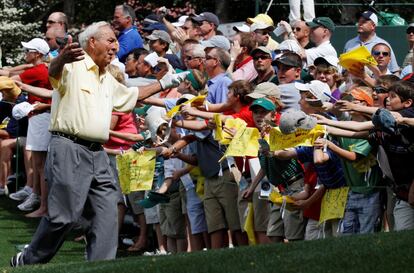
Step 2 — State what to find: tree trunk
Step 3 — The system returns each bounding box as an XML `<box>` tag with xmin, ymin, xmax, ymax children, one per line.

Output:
<box><xmin>64</xmin><ymin>0</ymin><xmax>75</xmax><ymax>25</ymax></box>
<box><xmin>215</xmin><ymin>0</ymin><xmax>229</xmax><ymax>24</ymax></box>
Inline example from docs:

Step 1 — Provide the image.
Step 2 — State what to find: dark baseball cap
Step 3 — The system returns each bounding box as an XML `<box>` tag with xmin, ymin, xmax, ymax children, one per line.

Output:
<box><xmin>192</xmin><ymin>12</ymin><xmax>220</xmax><ymax>26</ymax></box>
<box><xmin>142</xmin><ymin>22</ymin><xmax>168</xmax><ymax>33</ymax></box>
<box><xmin>306</xmin><ymin>17</ymin><xmax>335</xmax><ymax>32</ymax></box>
<box><xmin>272</xmin><ymin>52</ymin><xmax>302</xmax><ymax>68</ymax></box>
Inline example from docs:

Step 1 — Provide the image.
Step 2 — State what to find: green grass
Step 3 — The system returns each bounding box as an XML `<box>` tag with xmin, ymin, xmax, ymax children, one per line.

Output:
<box><xmin>1</xmin><ymin>197</ymin><xmax>413</xmax><ymax>273</ymax></box>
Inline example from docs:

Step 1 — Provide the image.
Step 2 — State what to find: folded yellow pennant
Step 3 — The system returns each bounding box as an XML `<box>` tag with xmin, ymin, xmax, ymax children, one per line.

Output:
<box><xmin>338</xmin><ymin>46</ymin><xmax>378</xmax><ymax>70</ymax></box>
<box><xmin>269</xmin><ymin>124</ymin><xmax>326</xmax><ymax>151</ymax></box>
<box><xmin>220</xmin><ymin>127</ymin><xmax>260</xmax><ymax>161</ymax></box>
<box><xmin>166</xmin><ymin>95</ymin><xmax>207</xmax><ymax>118</ymax></box>
<box><xmin>116</xmin><ymin>150</ymin><xmax>156</xmax><ymax>194</ymax></box>
<box><xmin>243</xmin><ymin>203</ymin><xmax>257</xmax><ymax>245</ymax></box>
<box><xmin>215</xmin><ymin>117</ymin><xmax>247</xmax><ymax>145</ymax></box>
<box><xmin>269</xmin><ymin>191</ymin><xmax>295</xmax><ymax>205</ymax></box>
<box><xmin>319</xmin><ymin>186</ymin><xmax>349</xmax><ymax>224</ymax></box>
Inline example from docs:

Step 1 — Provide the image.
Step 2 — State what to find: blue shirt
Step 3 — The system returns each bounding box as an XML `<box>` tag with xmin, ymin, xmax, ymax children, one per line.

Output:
<box><xmin>206</xmin><ymin>73</ymin><xmax>232</xmax><ymax>104</ymax></box>
<box><xmin>343</xmin><ymin>34</ymin><xmax>400</xmax><ymax>73</ymax></box>
<box><xmin>295</xmin><ymin>146</ymin><xmax>346</xmax><ymax>189</ymax></box>
<box><xmin>117</xmin><ymin>26</ymin><xmax>143</xmax><ymax>63</ymax></box>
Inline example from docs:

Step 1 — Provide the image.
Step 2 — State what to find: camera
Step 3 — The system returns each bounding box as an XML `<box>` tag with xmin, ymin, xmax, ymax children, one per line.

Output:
<box><xmin>259</xmin><ymin>180</ymin><xmax>275</xmax><ymax>200</ymax></box>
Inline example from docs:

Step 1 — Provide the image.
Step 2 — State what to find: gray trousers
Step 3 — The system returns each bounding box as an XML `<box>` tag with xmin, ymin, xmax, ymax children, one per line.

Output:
<box><xmin>22</xmin><ymin>135</ymin><xmax>118</xmax><ymax>264</ymax></box>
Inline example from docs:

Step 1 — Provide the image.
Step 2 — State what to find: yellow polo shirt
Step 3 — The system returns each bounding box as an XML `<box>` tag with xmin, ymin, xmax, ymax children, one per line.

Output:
<box><xmin>49</xmin><ymin>54</ymin><xmax>139</xmax><ymax>143</ymax></box>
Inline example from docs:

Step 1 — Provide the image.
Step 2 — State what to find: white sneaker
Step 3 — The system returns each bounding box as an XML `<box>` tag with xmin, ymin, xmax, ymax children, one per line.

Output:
<box><xmin>0</xmin><ymin>186</ymin><xmax>8</xmax><ymax>196</ymax></box>
<box><xmin>9</xmin><ymin>187</ymin><xmax>32</xmax><ymax>201</ymax></box>
<box><xmin>143</xmin><ymin>249</ymin><xmax>170</xmax><ymax>256</ymax></box>
<box><xmin>17</xmin><ymin>193</ymin><xmax>40</xmax><ymax>211</ymax></box>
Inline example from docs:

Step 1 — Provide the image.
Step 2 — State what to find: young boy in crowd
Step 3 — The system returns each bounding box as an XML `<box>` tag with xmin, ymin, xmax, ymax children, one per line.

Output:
<box><xmin>321</xmin><ymin>81</ymin><xmax>414</xmax><ymax>231</ymax></box>
<box><xmin>315</xmin><ymin>87</ymin><xmax>383</xmax><ymax>234</ymax></box>
<box><xmin>243</xmin><ymin>98</ymin><xmax>306</xmax><ymax>242</ymax></box>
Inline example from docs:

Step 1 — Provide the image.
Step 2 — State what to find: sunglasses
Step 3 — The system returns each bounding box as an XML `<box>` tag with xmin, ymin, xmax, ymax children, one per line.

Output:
<box><xmin>406</xmin><ymin>28</ymin><xmax>414</xmax><ymax>34</ymax></box>
<box><xmin>372</xmin><ymin>51</ymin><xmax>390</xmax><ymax>57</ymax></box>
<box><xmin>293</xmin><ymin>27</ymin><xmax>301</xmax><ymax>32</ymax></box>
<box><xmin>253</xmin><ymin>55</ymin><xmax>271</xmax><ymax>61</ymax></box>
<box><xmin>185</xmin><ymin>56</ymin><xmax>200</xmax><ymax>61</ymax></box>
<box><xmin>24</xmin><ymin>48</ymin><xmax>38</xmax><ymax>53</ymax></box>
<box><xmin>205</xmin><ymin>55</ymin><xmax>217</xmax><ymax>61</ymax></box>
<box><xmin>373</xmin><ymin>86</ymin><xmax>388</xmax><ymax>94</ymax></box>
<box><xmin>274</xmin><ymin>49</ymin><xmax>290</xmax><ymax>55</ymax></box>
<box><xmin>255</xmin><ymin>30</ymin><xmax>269</xmax><ymax>35</ymax></box>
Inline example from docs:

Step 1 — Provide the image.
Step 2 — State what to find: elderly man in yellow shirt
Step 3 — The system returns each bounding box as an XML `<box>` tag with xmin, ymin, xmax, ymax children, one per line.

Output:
<box><xmin>10</xmin><ymin>21</ymin><xmax>188</xmax><ymax>267</ymax></box>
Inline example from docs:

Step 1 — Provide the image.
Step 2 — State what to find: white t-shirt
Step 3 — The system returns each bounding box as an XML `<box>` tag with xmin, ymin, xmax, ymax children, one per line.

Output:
<box><xmin>305</xmin><ymin>40</ymin><xmax>338</xmax><ymax>68</ymax></box>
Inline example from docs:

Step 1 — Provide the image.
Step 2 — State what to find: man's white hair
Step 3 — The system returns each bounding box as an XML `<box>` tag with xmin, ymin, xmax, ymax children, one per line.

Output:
<box><xmin>78</xmin><ymin>21</ymin><xmax>110</xmax><ymax>50</ymax></box>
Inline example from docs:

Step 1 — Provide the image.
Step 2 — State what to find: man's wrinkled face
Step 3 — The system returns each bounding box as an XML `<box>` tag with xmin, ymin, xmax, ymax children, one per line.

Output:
<box><xmin>90</xmin><ymin>26</ymin><xmax>118</xmax><ymax>70</ymax></box>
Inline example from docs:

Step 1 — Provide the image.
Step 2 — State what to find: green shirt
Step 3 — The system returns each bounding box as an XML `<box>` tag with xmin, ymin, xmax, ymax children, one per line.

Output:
<box><xmin>338</xmin><ymin>137</ymin><xmax>382</xmax><ymax>194</ymax></box>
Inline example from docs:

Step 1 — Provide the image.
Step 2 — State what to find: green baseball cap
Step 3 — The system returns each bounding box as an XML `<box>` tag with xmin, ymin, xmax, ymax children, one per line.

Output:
<box><xmin>306</xmin><ymin>17</ymin><xmax>335</xmax><ymax>32</ymax></box>
<box><xmin>249</xmin><ymin>98</ymin><xmax>276</xmax><ymax>111</ymax></box>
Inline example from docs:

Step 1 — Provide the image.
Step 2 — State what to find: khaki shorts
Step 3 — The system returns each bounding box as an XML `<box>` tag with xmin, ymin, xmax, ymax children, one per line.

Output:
<box><xmin>266</xmin><ymin>178</ymin><xmax>305</xmax><ymax>240</ymax></box>
<box><xmin>159</xmin><ymin>191</ymin><xmax>186</xmax><ymax>239</ymax></box>
<box><xmin>128</xmin><ymin>191</ymin><xmax>145</xmax><ymax>215</ymax></box>
<box><xmin>179</xmin><ymin>182</ymin><xmax>187</xmax><ymax>215</ymax></box>
<box><xmin>237</xmin><ymin>182</ymin><xmax>270</xmax><ymax>233</ymax></box>
<box><xmin>253</xmin><ymin>190</ymin><xmax>270</xmax><ymax>232</ymax></box>
<box><xmin>204</xmin><ymin>169</ymin><xmax>241</xmax><ymax>233</ymax></box>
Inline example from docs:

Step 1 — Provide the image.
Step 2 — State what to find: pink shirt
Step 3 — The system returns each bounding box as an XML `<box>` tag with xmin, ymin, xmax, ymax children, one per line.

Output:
<box><xmin>104</xmin><ymin>112</ymin><xmax>138</xmax><ymax>150</ymax></box>
<box><xmin>232</xmin><ymin>57</ymin><xmax>258</xmax><ymax>82</ymax></box>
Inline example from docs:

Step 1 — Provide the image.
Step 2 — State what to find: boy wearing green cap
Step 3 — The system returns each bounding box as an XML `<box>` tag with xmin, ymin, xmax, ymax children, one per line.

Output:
<box><xmin>242</xmin><ymin>98</ymin><xmax>306</xmax><ymax>242</ymax></box>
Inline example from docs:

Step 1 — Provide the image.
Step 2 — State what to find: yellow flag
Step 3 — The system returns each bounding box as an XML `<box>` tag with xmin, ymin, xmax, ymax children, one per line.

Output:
<box><xmin>213</xmin><ymin>113</ymin><xmax>223</xmax><ymax>142</ymax></box>
<box><xmin>339</xmin><ymin>46</ymin><xmax>378</xmax><ymax>70</ymax></box>
<box><xmin>269</xmin><ymin>124</ymin><xmax>326</xmax><ymax>151</ymax></box>
<box><xmin>269</xmin><ymin>191</ymin><xmax>295</xmax><ymax>205</ymax></box>
<box><xmin>189</xmin><ymin>166</ymin><xmax>205</xmax><ymax>199</ymax></box>
<box><xmin>319</xmin><ymin>187</ymin><xmax>349</xmax><ymax>224</ymax></box>
<box><xmin>218</xmin><ymin>118</ymin><xmax>247</xmax><ymax>145</ymax></box>
<box><xmin>243</xmin><ymin>203</ymin><xmax>257</xmax><ymax>245</ymax></box>
<box><xmin>116</xmin><ymin>150</ymin><xmax>156</xmax><ymax>194</ymax></box>
<box><xmin>221</xmin><ymin>127</ymin><xmax>260</xmax><ymax>160</ymax></box>
<box><xmin>166</xmin><ymin>95</ymin><xmax>207</xmax><ymax>118</ymax></box>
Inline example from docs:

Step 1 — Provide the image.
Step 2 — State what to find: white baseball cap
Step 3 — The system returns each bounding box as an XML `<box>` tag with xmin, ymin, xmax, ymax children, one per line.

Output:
<box><xmin>21</xmin><ymin>38</ymin><xmax>50</xmax><ymax>55</ymax></box>
<box><xmin>233</xmin><ymin>24</ymin><xmax>250</xmax><ymax>33</ymax></box>
<box><xmin>12</xmin><ymin>102</ymin><xmax>34</xmax><ymax>120</ymax></box>
<box><xmin>172</xmin><ymin>15</ymin><xmax>189</xmax><ymax>27</ymax></box>
<box><xmin>295</xmin><ymin>80</ymin><xmax>332</xmax><ymax>102</ymax></box>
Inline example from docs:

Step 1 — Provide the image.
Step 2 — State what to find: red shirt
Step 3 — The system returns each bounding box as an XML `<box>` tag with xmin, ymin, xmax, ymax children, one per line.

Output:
<box><xmin>302</xmin><ymin>164</ymin><xmax>321</xmax><ymax>221</ymax></box>
<box><xmin>231</xmin><ymin>104</ymin><xmax>255</xmax><ymax>127</ymax></box>
<box><xmin>104</xmin><ymin>112</ymin><xmax>138</xmax><ymax>150</ymax></box>
<box><xmin>19</xmin><ymin>63</ymin><xmax>52</xmax><ymax>104</ymax></box>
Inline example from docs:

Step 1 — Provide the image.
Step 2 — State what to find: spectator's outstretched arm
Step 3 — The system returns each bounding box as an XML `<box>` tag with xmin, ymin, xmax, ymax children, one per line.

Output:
<box><xmin>326</xmin><ymin>126</ymin><xmax>369</xmax><ymax>139</ymax></box>
<box><xmin>324</xmin><ymin>139</ymin><xmax>358</xmax><ymax>161</ymax></box>
<box><xmin>242</xmin><ymin>168</ymin><xmax>265</xmax><ymax>201</ymax></box>
<box><xmin>173</xmin><ymin>119</ymin><xmax>209</xmax><ymax>131</ymax></box>
<box><xmin>396</xmin><ymin>116</ymin><xmax>414</xmax><ymax>127</ymax></box>
<box><xmin>272</xmin><ymin>148</ymin><xmax>298</xmax><ymax>159</ymax></box>
<box><xmin>141</xmin><ymin>96</ymin><xmax>167</xmax><ymax>107</ymax></box>
<box><xmin>14</xmin><ymin>81</ymin><xmax>53</xmax><ymax>99</ymax></box>
<box><xmin>334</xmin><ymin>100</ymin><xmax>378</xmax><ymax>115</ymax></box>
<box><xmin>49</xmin><ymin>36</ymin><xmax>84</xmax><ymax>79</ymax></box>
<box><xmin>294</xmin><ymin>185</ymin><xmax>326</xmax><ymax>210</ymax></box>
<box><xmin>109</xmin><ymin>130</ymin><xmax>145</xmax><ymax>142</ymax></box>
<box><xmin>137</xmin><ymin>71</ymin><xmax>189</xmax><ymax>101</ymax></box>
<box><xmin>312</xmin><ymin>114</ymin><xmax>374</xmax><ymax>131</ymax></box>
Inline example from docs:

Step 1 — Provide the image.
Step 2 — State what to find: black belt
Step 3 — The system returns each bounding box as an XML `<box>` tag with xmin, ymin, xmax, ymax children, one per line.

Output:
<box><xmin>51</xmin><ymin>131</ymin><xmax>102</xmax><ymax>151</ymax></box>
